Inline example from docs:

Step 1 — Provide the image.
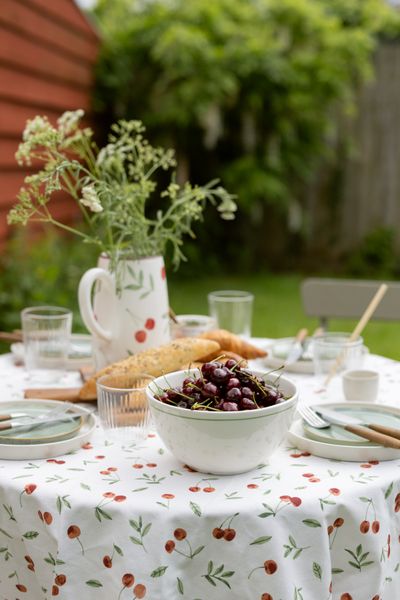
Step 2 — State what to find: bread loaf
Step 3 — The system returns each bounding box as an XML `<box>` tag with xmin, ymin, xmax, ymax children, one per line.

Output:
<box><xmin>79</xmin><ymin>337</ymin><xmax>220</xmax><ymax>400</ymax></box>
<box><xmin>200</xmin><ymin>329</ymin><xmax>267</xmax><ymax>359</ymax></box>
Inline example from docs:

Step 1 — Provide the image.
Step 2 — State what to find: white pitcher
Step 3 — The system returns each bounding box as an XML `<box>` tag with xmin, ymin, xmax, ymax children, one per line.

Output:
<box><xmin>78</xmin><ymin>254</ymin><xmax>170</xmax><ymax>369</ymax></box>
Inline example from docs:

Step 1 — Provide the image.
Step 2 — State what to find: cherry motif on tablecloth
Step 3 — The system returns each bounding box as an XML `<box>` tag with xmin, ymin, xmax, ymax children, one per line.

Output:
<box><xmin>19</xmin><ymin>483</ymin><xmax>37</xmax><ymax>507</ymax></box>
<box><xmin>67</xmin><ymin>525</ymin><xmax>85</xmax><ymax>554</ymax></box>
<box><xmin>212</xmin><ymin>513</ymin><xmax>238</xmax><ymax>541</ymax></box>
<box><xmin>359</xmin><ymin>497</ymin><xmax>380</xmax><ymax>534</ymax></box>
<box><xmin>249</xmin><ymin>560</ymin><xmax>278</xmax><ymax>579</ymax></box>
<box><xmin>164</xmin><ymin>527</ymin><xmax>204</xmax><ymax>559</ymax></box>
<box><xmin>24</xmin><ymin>555</ymin><xmax>35</xmax><ymax>572</ymax></box>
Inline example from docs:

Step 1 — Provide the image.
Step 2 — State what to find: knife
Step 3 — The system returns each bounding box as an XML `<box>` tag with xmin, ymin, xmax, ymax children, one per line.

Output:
<box><xmin>284</xmin><ymin>328</ymin><xmax>308</xmax><ymax>366</ymax></box>
<box><xmin>316</xmin><ymin>407</ymin><xmax>400</xmax><ymax>448</ymax></box>
<box><xmin>0</xmin><ymin>414</ymin><xmax>81</xmax><ymax>433</ymax></box>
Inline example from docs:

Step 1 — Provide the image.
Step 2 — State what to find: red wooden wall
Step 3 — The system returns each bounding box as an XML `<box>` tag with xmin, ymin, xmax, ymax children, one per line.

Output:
<box><xmin>0</xmin><ymin>0</ymin><xmax>99</xmax><ymax>242</ymax></box>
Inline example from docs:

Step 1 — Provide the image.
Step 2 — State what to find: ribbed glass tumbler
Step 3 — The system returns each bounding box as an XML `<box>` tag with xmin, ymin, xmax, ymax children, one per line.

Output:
<box><xmin>96</xmin><ymin>373</ymin><xmax>153</xmax><ymax>442</ymax></box>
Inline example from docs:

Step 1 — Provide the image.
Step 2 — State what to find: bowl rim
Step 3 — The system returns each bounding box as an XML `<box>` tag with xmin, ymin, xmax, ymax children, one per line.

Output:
<box><xmin>146</xmin><ymin>368</ymin><xmax>298</xmax><ymax>420</ymax></box>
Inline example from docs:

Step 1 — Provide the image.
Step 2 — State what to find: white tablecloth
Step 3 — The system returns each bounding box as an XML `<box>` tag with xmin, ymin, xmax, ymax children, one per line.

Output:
<box><xmin>0</xmin><ymin>350</ymin><xmax>400</xmax><ymax>600</ymax></box>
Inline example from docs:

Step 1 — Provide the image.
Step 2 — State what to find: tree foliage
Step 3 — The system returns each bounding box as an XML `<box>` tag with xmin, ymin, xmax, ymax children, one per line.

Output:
<box><xmin>93</xmin><ymin>0</ymin><xmax>400</xmax><ymax>269</ymax></box>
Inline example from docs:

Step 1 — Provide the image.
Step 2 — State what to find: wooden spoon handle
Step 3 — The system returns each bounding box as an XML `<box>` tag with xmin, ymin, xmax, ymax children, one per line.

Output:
<box><xmin>345</xmin><ymin>424</ymin><xmax>400</xmax><ymax>449</ymax></box>
<box><xmin>295</xmin><ymin>328</ymin><xmax>308</xmax><ymax>343</ymax></box>
<box><xmin>24</xmin><ymin>388</ymin><xmax>82</xmax><ymax>402</ymax></box>
<box><xmin>367</xmin><ymin>423</ymin><xmax>400</xmax><ymax>441</ymax></box>
<box><xmin>0</xmin><ymin>422</ymin><xmax>12</xmax><ymax>431</ymax></box>
<box><xmin>0</xmin><ymin>414</ymin><xmax>12</xmax><ymax>422</ymax></box>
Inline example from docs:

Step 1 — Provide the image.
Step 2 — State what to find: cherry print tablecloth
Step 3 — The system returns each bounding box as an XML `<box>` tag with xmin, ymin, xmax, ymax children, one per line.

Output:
<box><xmin>1</xmin><ymin>347</ymin><xmax>400</xmax><ymax>600</ymax></box>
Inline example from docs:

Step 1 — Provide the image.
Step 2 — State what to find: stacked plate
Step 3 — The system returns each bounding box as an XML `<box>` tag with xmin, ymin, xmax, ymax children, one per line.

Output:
<box><xmin>11</xmin><ymin>333</ymin><xmax>93</xmax><ymax>370</ymax></box>
<box><xmin>263</xmin><ymin>337</ymin><xmax>315</xmax><ymax>373</ymax></box>
<box><xmin>0</xmin><ymin>400</ymin><xmax>96</xmax><ymax>460</ymax></box>
<box><xmin>288</xmin><ymin>402</ymin><xmax>400</xmax><ymax>461</ymax></box>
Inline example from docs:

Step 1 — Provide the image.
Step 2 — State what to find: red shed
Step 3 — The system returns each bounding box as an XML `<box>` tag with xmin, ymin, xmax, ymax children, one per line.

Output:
<box><xmin>0</xmin><ymin>0</ymin><xmax>99</xmax><ymax>242</ymax></box>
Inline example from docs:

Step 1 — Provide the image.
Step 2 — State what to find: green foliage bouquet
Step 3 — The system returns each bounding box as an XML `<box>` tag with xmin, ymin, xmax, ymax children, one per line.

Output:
<box><xmin>8</xmin><ymin>110</ymin><xmax>236</xmax><ymax>271</ymax></box>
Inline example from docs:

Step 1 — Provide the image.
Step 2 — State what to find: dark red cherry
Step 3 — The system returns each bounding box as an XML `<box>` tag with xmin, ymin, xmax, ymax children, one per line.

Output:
<box><xmin>222</xmin><ymin>401</ymin><xmax>239</xmax><ymax>411</ymax></box>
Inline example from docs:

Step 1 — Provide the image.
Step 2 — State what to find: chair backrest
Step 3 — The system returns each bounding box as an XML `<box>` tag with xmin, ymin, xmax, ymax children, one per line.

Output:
<box><xmin>301</xmin><ymin>278</ymin><xmax>400</xmax><ymax>329</ymax></box>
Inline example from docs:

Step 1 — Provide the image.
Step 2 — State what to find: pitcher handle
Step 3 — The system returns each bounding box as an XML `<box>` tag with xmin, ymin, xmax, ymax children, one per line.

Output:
<box><xmin>78</xmin><ymin>268</ymin><xmax>114</xmax><ymax>342</ymax></box>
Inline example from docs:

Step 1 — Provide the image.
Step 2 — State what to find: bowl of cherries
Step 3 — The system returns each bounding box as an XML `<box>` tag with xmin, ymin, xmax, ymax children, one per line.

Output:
<box><xmin>146</xmin><ymin>359</ymin><xmax>299</xmax><ymax>475</ymax></box>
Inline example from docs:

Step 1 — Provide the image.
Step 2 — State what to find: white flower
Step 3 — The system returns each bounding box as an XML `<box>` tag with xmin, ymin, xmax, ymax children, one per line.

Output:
<box><xmin>22</xmin><ymin>116</ymin><xmax>55</xmax><ymax>141</ymax></box>
<box><xmin>57</xmin><ymin>109</ymin><xmax>84</xmax><ymax>135</ymax></box>
<box><xmin>80</xmin><ymin>186</ymin><xmax>103</xmax><ymax>213</ymax></box>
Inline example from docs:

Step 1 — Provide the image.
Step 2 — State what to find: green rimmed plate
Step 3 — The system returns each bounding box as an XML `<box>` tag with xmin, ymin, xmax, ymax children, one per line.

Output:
<box><xmin>288</xmin><ymin>402</ymin><xmax>400</xmax><ymax>461</ymax></box>
<box><xmin>302</xmin><ymin>402</ymin><xmax>400</xmax><ymax>446</ymax></box>
<box><xmin>0</xmin><ymin>400</ymin><xmax>96</xmax><ymax>460</ymax></box>
<box><xmin>0</xmin><ymin>401</ymin><xmax>83</xmax><ymax>444</ymax></box>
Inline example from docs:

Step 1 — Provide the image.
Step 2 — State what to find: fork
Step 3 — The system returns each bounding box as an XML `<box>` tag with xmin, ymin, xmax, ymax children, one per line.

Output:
<box><xmin>297</xmin><ymin>404</ymin><xmax>329</xmax><ymax>429</ymax></box>
<box><xmin>297</xmin><ymin>404</ymin><xmax>400</xmax><ymax>449</ymax></box>
<box><xmin>0</xmin><ymin>403</ymin><xmax>81</xmax><ymax>423</ymax></box>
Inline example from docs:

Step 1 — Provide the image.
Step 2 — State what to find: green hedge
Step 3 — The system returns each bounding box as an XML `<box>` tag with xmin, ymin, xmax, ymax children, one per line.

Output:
<box><xmin>92</xmin><ymin>0</ymin><xmax>400</xmax><ymax>270</ymax></box>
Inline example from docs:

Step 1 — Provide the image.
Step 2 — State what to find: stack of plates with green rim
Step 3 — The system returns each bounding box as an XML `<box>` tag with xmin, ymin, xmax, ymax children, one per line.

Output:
<box><xmin>288</xmin><ymin>402</ymin><xmax>400</xmax><ymax>461</ymax></box>
<box><xmin>0</xmin><ymin>400</ymin><xmax>96</xmax><ymax>460</ymax></box>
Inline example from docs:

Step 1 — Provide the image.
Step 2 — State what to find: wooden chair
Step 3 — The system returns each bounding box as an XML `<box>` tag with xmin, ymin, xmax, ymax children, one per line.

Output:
<box><xmin>301</xmin><ymin>278</ymin><xmax>400</xmax><ymax>329</ymax></box>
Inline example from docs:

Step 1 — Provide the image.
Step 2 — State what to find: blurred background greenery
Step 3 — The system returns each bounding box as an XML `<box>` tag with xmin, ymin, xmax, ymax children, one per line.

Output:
<box><xmin>2</xmin><ymin>0</ymin><xmax>400</xmax><ymax>357</ymax></box>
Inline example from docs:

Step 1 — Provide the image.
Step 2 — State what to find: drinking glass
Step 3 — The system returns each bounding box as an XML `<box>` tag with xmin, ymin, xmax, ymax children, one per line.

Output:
<box><xmin>208</xmin><ymin>290</ymin><xmax>254</xmax><ymax>337</ymax></box>
<box><xmin>21</xmin><ymin>306</ymin><xmax>72</xmax><ymax>383</ymax></box>
<box><xmin>312</xmin><ymin>333</ymin><xmax>364</xmax><ymax>380</ymax></box>
<box><xmin>96</xmin><ymin>373</ymin><xmax>153</xmax><ymax>442</ymax></box>
<box><xmin>171</xmin><ymin>314</ymin><xmax>216</xmax><ymax>339</ymax></box>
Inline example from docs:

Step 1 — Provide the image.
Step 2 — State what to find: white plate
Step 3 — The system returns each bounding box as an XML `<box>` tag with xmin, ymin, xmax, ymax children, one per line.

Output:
<box><xmin>263</xmin><ymin>338</ymin><xmax>369</xmax><ymax>374</ymax></box>
<box><xmin>287</xmin><ymin>417</ymin><xmax>400</xmax><ymax>461</ymax></box>
<box><xmin>0</xmin><ymin>400</ymin><xmax>96</xmax><ymax>460</ymax></box>
<box><xmin>263</xmin><ymin>337</ymin><xmax>314</xmax><ymax>373</ymax></box>
<box><xmin>11</xmin><ymin>334</ymin><xmax>93</xmax><ymax>370</ymax></box>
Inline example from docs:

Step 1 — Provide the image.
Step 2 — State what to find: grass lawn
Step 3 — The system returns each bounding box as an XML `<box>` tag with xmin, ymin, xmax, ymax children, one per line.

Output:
<box><xmin>169</xmin><ymin>273</ymin><xmax>400</xmax><ymax>360</ymax></box>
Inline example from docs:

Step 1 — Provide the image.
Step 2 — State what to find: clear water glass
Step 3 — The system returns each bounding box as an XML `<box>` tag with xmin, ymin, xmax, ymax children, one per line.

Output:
<box><xmin>208</xmin><ymin>290</ymin><xmax>254</xmax><ymax>336</ymax></box>
<box><xmin>312</xmin><ymin>333</ymin><xmax>364</xmax><ymax>379</ymax></box>
<box><xmin>21</xmin><ymin>306</ymin><xmax>72</xmax><ymax>383</ymax></box>
<box><xmin>96</xmin><ymin>373</ymin><xmax>153</xmax><ymax>442</ymax></box>
<box><xmin>171</xmin><ymin>314</ymin><xmax>217</xmax><ymax>339</ymax></box>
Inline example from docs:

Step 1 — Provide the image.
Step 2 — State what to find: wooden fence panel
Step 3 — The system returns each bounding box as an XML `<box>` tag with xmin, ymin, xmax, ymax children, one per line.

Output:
<box><xmin>306</xmin><ymin>41</ymin><xmax>400</xmax><ymax>258</ymax></box>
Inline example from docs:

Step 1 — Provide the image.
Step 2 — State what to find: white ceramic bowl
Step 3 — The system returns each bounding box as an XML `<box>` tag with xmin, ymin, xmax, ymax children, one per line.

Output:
<box><xmin>146</xmin><ymin>369</ymin><xmax>299</xmax><ymax>475</ymax></box>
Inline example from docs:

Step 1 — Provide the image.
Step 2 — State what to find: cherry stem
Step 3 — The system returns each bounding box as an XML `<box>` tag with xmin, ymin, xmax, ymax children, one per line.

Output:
<box><xmin>248</xmin><ymin>566</ymin><xmax>262</xmax><ymax>579</ymax></box>
<box><xmin>76</xmin><ymin>537</ymin><xmax>85</xmax><ymax>555</ymax></box>
<box><xmin>117</xmin><ymin>586</ymin><xmax>126</xmax><ymax>600</ymax></box>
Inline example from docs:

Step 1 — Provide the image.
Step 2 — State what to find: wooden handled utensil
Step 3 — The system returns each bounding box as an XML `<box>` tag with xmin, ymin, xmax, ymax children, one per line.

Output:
<box><xmin>316</xmin><ymin>407</ymin><xmax>400</xmax><ymax>449</ymax></box>
<box><xmin>323</xmin><ymin>283</ymin><xmax>388</xmax><ymax>387</ymax></box>
<box><xmin>24</xmin><ymin>388</ymin><xmax>84</xmax><ymax>402</ymax></box>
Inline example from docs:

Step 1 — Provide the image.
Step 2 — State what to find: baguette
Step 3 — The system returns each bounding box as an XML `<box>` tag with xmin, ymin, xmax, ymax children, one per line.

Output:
<box><xmin>200</xmin><ymin>329</ymin><xmax>267</xmax><ymax>359</ymax></box>
<box><xmin>79</xmin><ymin>337</ymin><xmax>220</xmax><ymax>400</ymax></box>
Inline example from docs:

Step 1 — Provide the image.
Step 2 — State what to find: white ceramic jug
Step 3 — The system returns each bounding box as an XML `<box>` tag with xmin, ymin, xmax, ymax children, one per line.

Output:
<box><xmin>78</xmin><ymin>254</ymin><xmax>170</xmax><ymax>369</ymax></box>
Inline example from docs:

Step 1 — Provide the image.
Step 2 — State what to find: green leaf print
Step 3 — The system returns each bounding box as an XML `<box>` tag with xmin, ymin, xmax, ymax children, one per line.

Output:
<box><xmin>283</xmin><ymin>536</ymin><xmax>310</xmax><ymax>559</ymax></box>
<box><xmin>151</xmin><ymin>566</ymin><xmax>168</xmax><ymax>577</ymax></box>
<box><xmin>190</xmin><ymin>501</ymin><xmax>202</xmax><ymax>517</ymax></box>
<box><xmin>203</xmin><ymin>561</ymin><xmax>234</xmax><ymax>589</ymax></box>
<box><xmin>312</xmin><ymin>562</ymin><xmax>322</xmax><ymax>579</ymax></box>
<box><xmin>2</xmin><ymin>504</ymin><xmax>16</xmax><ymax>522</ymax></box>
<box><xmin>302</xmin><ymin>519</ymin><xmax>321</xmax><ymax>528</ymax></box>
<box><xmin>0</xmin><ymin>528</ymin><xmax>13</xmax><ymax>539</ymax></box>
<box><xmin>86</xmin><ymin>580</ymin><xmax>103</xmax><ymax>587</ymax></box>
<box><xmin>129</xmin><ymin>516</ymin><xmax>151</xmax><ymax>552</ymax></box>
<box><xmin>250</xmin><ymin>536</ymin><xmax>272</xmax><ymax>545</ymax></box>
<box><xmin>22</xmin><ymin>531</ymin><xmax>39</xmax><ymax>539</ymax></box>
<box><xmin>177</xmin><ymin>577</ymin><xmax>184</xmax><ymax>595</ymax></box>
<box><xmin>345</xmin><ymin>544</ymin><xmax>374</xmax><ymax>571</ymax></box>
<box><xmin>385</xmin><ymin>482</ymin><xmax>393</xmax><ymax>499</ymax></box>
<box><xmin>95</xmin><ymin>506</ymin><xmax>112</xmax><ymax>522</ymax></box>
